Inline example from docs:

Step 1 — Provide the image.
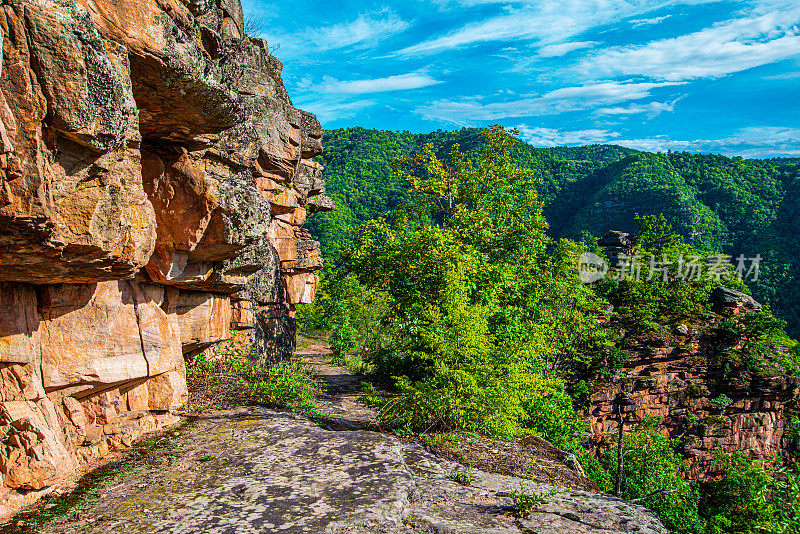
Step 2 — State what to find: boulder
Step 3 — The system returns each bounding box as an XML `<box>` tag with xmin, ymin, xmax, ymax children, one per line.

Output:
<box><xmin>0</xmin><ymin>401</ymin><xmax>76</xmax><ymax>490</ymax></box>
<box><xmin>598</xmin><ymin>230</ymin><xmax>634</xmax><ymax>249</ymax></box>
<box><xmin>711</xmin><ymin>286</ymin><xmax>763</xmax><ymax>311</ymax></box>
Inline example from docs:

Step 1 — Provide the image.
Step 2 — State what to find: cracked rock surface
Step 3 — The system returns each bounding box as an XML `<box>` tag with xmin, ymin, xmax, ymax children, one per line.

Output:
<box><xmin>39</xmin><ymin>407</ymin><xmax>667</xmax><ymax>534</ymax></box>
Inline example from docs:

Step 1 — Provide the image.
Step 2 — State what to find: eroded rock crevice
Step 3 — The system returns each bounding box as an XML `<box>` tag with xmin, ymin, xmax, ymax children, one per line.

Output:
<box><xmin>0</xmin><ymin>0</ymin><xmax>331</xmax><ymax>515</ymax></box>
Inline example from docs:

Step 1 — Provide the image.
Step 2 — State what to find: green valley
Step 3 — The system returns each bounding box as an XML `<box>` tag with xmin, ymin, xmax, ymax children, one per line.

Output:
<box><xmin>309</xmin><ymin>127</ymin><xmax>800</xmax><ymax>336</ymax></box>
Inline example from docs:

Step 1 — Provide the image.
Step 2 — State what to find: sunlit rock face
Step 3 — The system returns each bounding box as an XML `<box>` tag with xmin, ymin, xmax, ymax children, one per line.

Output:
<box><xmin>0</xmin><ymin>0</ymin><xmax>331</xmax><ymax>514</ymax></box>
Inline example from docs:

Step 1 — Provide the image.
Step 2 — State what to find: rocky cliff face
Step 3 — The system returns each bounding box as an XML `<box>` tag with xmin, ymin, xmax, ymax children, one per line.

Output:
<box><xmin>0</xmin><ymin>0</ymin><xmax>330</xmax><ymax>512</ymax></box>
<box><xmin>588</xmin><ymin>233</ymin><xmax>799</xmax><ymax>478</ymax></box>
<box><xmin>588</xmin><ymin>343</ymin><xmax>799</xmax><ymax>478</ymax></box>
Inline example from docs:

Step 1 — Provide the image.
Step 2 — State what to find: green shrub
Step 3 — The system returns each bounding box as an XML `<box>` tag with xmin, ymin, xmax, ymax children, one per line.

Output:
<box><xmin>244</xmin><ymin>361</ymin><xmax>321</xmax><ymax>417</ymax></box>
<box><xmin>700</xmin><ymin>453</ymin><xmax>800</xmax><ymax>534</ymax></box>
<box><xmin>568</xmin><ymin>379</ymin><xmax>590</xmax><ymax>409</ymax></box>
<box><xmin>575</xmin><ymin>448</ymin><xmax>613</xmax><ymax>493</ymax></box>
<box><xmin>509</xmin><ymin>487</ymin><xmax>545</xmax><ymax>518</ymax></box>
<box><xmin>522</xmin><ymin>383</ymin><xmax>588</xmax><ymax>451</ymax></box>
<box><xmin>187</xmin><ymin>334</ymin><xmax>322</xmax><ymax>417</ymax></box>
<box><xmin>709</xmin><ymin>394</ymin><xmax>733</xmax><ymax>413</ymax></box>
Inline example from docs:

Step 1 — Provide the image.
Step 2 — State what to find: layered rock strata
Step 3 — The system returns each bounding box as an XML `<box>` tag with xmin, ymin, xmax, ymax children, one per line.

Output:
<box><xmin>0</xmin><ymin>0</ymin><xmax>330</xmax><ymax>511</ymax></box>
<box><xmin>589</xmin><ymin>351</ymin><xmax>798</xmax><ymax>478</ymax></box>
<box><xmin>588</xmin><ymin>232</ymin><xmax>799</xmax><ymax>478</ymax></box>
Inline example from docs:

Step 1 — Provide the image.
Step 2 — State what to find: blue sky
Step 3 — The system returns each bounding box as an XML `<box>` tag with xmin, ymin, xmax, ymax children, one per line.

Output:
<box><xmin>241</xmin><ymin>0</ymin><xmax>800</xmax><ymax>157</ymax></box>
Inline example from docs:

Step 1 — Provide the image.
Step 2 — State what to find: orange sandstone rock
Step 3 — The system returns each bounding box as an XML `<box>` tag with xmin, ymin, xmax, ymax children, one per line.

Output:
<box><xmin>0</xmin><ymin>0</ymin><xmax>329</xmax><ymax>513</ymax></box>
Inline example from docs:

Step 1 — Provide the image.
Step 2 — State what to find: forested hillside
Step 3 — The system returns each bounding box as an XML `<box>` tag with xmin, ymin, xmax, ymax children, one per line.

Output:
<box><xmin>310</xmin><ymin>127</ymin><xmax>800</xmax><ymax>335</ymax></box>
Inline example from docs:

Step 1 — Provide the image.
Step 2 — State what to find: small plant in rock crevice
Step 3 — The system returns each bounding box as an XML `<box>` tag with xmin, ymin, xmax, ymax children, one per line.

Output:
<box><xmin>708</xmin><ymin>394</ymin><xmax>733</xmax><ymax>413</ymax></box>
<box><xmin>450</xmin><ymin>471</ymin><xmax>474</xmax><ymax>486</ymax></box>
<box><xmin>509</xmin><ymin>486</ymin><xmax>546</xmax><ymax>518</ymax></box>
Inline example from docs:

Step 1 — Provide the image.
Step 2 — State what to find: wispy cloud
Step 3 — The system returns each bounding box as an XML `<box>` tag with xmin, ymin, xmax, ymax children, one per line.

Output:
<box><xmin>294</xmin><ymin>98</ymin><xmax>375</xmax><ymax>124</ymax></box>
<box><xmin>544</xmin><ymin>81</ymin><xmax>681</xmax><ymax>100</ymax></box>
<box><xmin>417</xmin><ymin>81</ymin><xmax>682</xmax><ymax>124</ymax></box>
<box><xmin>394</xmin><ymin>0</ymin><xmax>719</xmax><ymax>57</ymax></box>
<box><xmin>629</xmin><ymin>14</ymin><xmax>671</xmax><ymax>27</ymax></box>
<box><xmin>514</xmin><ymin>125</ymin><xmax>800</xmax><ymax>157</ymax></box>
<box><xmin>614</xmin><ymin>127</ymin><xmax>800</xmax><ymax>157</ymax></box>
<box><xmin>538</xmin><ymin>41</ymin><xmax>597</xmax><ymax>57</ymax></box>
<box><xmin>266</xmin><ymin>8</ymin><xmax>410</xmax><ymax>59</ymax></box>
<box><xmin>516</xmin><ymin>125</ymin><xmax>621</xmax><ymax>146</ymax></box>
<box><xmin>580</xmin><ymin>6</ymin><xmax>800</xmax><ymax>81</ymax></box>
<box><xmin>763</xmin><ymin>71</ymin><xmax>800</xmax><ymax>80</ymax></box>
<box><xmin>688</xmin><ymin>126</ymin><xmax>800</xmax><ymax>157</ymax></box>
<box><xmin>320</xmin><ymin>73</ymin><xmax>443</xmax><ymax>94</ymax></box>
<box><xmin>595</xmin><ymin>97</ymin><xmax>682</xmax><ymax>118</ymax></box>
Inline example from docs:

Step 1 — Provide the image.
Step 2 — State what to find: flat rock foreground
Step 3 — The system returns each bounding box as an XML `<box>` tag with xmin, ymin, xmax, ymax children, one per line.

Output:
<box><xmin>7</xmin><ymin>407</ymin><xmax>667</xmax><ymax>534</ymax></box>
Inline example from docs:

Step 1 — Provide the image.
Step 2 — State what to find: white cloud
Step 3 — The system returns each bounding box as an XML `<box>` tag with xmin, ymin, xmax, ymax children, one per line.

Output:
<box><xmin>580</xmin><ymin>5</ymin><xmax>800</xmax><ymax>81</ymax></box>
<box><xmin>629</xmin><ymin>15</ymin><xmax>671</xmax><ymax>27</ymax></box>
<box><xmin>265</xmin><ymin>8</ymin><xmax>409</xmax><ymax>59</ymax></box>
<box><xmin>320</xmin><ymin>73</ymin><xmax>443</xmax><ymax>94</ymax></box>
<box><xmin>706</xmin><ymin>126</ymin><xmax>800</xmax><ymax>156</ymax></box>
<box><xmin>516</xmin><ymin>125</ymin><xmax>621</xmax><ymax>146</ymax></box>
<box><xmin>538</xmin><ymin>41</ymin><xmax>597</xmax><ymax>57</ymax></box>
<box><xmin>394</xmin><ymin>0</ymin><xmax>720</xmax><ymax>57</ymax></box>
<box><xmin>595</xmin><ymin>98</ymin><xmax>681</xmax><ymax>118</ymax></box>
<box><xmin>543</xmin><ymin>81</ymin><xmax>680</xmax><ymax>100</ymax></box>
<box><xmin>293</xmin><ymin>98</ymin><xmax>375</xmax><ymax>124</ymax></box>
<box><xmin>616</xmin><ymin>127</ymin><xmax>800</xmax><ymax>157</ymax></box>
<box><xmin>508</xmin><ymin>125</ymin><xmax>800</xmax><ymax>157</ymax></box>
<box><xmin>762</xmin><ymin>71</ymin><xmax>800</xmax><ymax>80</ymax></box>
<box><xmin>416</xmin><ymin>81</ymin><xmax>682</xmax><ymax>123</ymax></box>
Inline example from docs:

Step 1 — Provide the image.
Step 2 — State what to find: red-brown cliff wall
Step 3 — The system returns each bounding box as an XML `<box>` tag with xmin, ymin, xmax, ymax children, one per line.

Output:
<box><xmin>0</xmin><ymin>0</ymin><xmax>331</xmax><ymax>515</ymax></box>
<box><xmin>587</xmin><ymin>234</ymin><xmax>799</xmax><ymax>479</ymax></box>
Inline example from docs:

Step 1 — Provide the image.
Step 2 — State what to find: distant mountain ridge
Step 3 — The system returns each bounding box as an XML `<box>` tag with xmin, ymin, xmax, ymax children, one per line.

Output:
<box><xmin>309</xmin><ymin>127</ymin><xmax>800</xmax><ymax>336</ymax></box>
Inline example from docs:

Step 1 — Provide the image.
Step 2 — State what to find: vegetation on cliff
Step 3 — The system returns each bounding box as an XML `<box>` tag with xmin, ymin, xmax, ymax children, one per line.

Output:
<box><xmin>300</xmin><ymin>127</ymin><xmax>800</xmax><ymax>534</ymax></box>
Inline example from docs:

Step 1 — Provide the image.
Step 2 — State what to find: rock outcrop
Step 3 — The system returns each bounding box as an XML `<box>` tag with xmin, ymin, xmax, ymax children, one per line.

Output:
<box><xmin>30</xmin><ymin>407</ymin><xmax>669</xmax><ymax>534</ymax></box>
<box><xmin>588</xmin><ymin>232</ymin><xmax>799</xmax><ymax>478</ymax></box>
<box><xmin>0</xmin><ymin>0</ymin><xmax>330</xmax><ymax>513</ymax></box>
<box><xmin>587</xmin><ymin>342</ymin><xmax>799</xmax><ymax>478</ymax></box>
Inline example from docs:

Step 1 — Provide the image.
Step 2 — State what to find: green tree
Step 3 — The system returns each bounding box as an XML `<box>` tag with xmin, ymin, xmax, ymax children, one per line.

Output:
<box><xmin>342</xmin><ymin>126</ymin><xmax>597</xmax><ymax>440</ymax></box>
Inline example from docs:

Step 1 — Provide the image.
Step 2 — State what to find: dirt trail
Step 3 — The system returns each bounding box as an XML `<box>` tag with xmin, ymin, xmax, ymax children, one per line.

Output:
<box><xmin>295</xmin><ymin>340</ymin><xmax>378</xmax><ymax>430</ymax></box>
